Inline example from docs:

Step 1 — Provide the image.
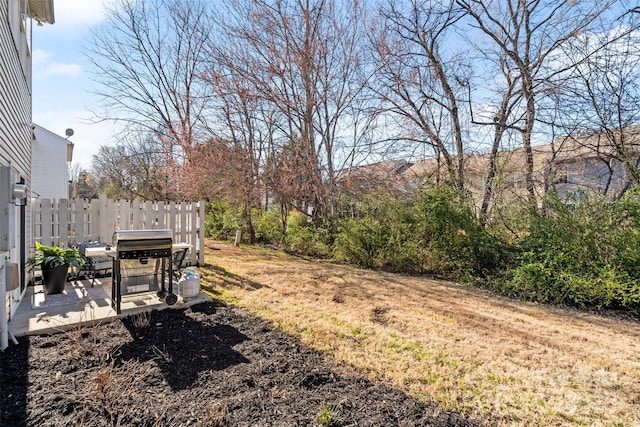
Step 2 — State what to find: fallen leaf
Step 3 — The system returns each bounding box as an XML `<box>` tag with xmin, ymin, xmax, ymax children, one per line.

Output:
<box><xmin>96</xmin><ymin>371</ymin><xmax>110</xmax><ymax>393</ymax></box>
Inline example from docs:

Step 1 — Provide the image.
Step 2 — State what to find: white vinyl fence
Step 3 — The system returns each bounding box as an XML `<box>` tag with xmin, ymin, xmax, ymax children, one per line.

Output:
<box><xmin>32</xmin><ymin>195</ymin><xmax>205</xmax><ymax>266</ymax></box>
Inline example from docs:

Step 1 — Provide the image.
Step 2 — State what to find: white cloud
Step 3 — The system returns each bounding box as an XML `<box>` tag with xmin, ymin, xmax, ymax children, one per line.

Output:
<box><xmin>43</xmin><ymin>62</ymin><xmax>83</xmax><ymax>77</ymax></box>
<box><xmin>54</xmin><ymin>0</ymin><xmax>112</xmax><ymax>25</ymax></box>
<box><xmin>32</xmin><ymin>48</ymin><xmax>53</xmax><ymax>66</ymax></box>
<box><xmin>39</xmin><ymin>0</ymin><xmax>116</xmax><ymax>37</ymax></box>
<box><xmin>32</xmin><ymin>50</ymin><xmax>83</xmax><ymax>77</ymax></box>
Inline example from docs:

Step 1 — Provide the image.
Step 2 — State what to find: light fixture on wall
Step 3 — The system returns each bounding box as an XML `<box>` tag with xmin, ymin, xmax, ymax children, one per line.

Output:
<box><xmin>12</xmin><ymin>182</ymin><xmax>27</xmax><ymax>206</ymax></box>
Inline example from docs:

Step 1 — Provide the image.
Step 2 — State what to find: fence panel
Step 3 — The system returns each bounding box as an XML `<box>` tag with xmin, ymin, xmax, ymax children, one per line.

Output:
<box><xmin>142</xmin><ymin>201</ymin><xmax>151</xmax><ymax>229</ymax></box>
<box><xmin>132</xmin><ymin>200</ymin><xmax>141</xmax><ymax>229</ymax></box>
<box><xmin>168</xmin><ymin>201</ymin><xmax>176</xmax><ymax>234</ymax></box>
<box><xmin>32</xmin><ymin>197</ymin><xmax>205</xmax><ymax>265</ymax></box>
<box><xmin>118</xmin><ymin>200</ymin><xmax>129</xmax><ymax>231</ymax></box>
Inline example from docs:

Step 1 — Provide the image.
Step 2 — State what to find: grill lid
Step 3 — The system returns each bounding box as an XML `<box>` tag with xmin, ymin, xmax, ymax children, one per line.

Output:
<box><xmin>113</xmin><ymin>229</ymin><xmax>173</xmax><ymax>245</ymax></box>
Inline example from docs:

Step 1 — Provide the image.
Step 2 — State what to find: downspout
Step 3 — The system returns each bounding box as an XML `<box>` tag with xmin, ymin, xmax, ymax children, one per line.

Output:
<box><xmin>1</xmin><ymin>259</ymin><xmax>7</xmax><ymax>350</ymax></box>
<box><xmin>19</xmin><ymin>176</ymin><xmax>26</xmax><ymax>293</ymax></box>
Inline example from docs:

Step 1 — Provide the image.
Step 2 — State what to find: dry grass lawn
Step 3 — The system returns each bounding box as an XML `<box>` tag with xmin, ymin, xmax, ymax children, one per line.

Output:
<box><xmin>200</xmin><ymin>241</ymin><xmax>640</xmax><ymax>426</ymax></box>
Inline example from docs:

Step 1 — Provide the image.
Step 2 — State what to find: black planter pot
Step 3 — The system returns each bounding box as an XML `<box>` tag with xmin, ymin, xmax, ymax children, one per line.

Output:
<box><xmin>42</xmin><ymin>263</ymin><xmax>70</xmax><ymax>295</ymax></box>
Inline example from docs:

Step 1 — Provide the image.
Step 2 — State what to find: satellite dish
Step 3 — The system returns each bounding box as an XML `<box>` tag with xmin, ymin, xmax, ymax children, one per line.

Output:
<box><xmin>65</xmin><ymin>128</ymin><xmax>74</xmax><ymax>138</ymax></box>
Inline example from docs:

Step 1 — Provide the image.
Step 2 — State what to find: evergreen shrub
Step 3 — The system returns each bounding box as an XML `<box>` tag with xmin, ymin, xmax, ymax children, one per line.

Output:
<box><xmin>333</xmin><ymin>186</ymin><xmax>505</xmax><ymax>279</ymax></box>
<box><xmin>505</xmin><ymin>191</ymin><xmax>640</xmax><ymax>310</ymax></box>
<box><xmin>284</xmin><ymin>210</ymin><xmax>331</xmax><ymax>257</ymax></box>
<box><xmin>253</xmin><ymin>207</ymin><xmax>285</xmax><ymax>244</ymax></box>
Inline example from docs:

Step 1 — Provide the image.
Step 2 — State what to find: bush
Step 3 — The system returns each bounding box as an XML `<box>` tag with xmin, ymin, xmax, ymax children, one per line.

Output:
<box><xmin>415</xmin><ymin>186</ymin><xmax>507</xmax><ymax>279</ymax></box>
<box><xmin>204</xmin><ymin>200</ymin><xmax>228</xmax><ymax>239</ymax></box>
<box><xmin>204</xmin><ymin>199</ymin><xmax>242</xmax><ymax>241</ymax></box>
<box><xmin>284</xmin><ymin>210</ymin><xmax>331</xmax><ymax>257</ymax></box>
<box><xmin>252</xmin><ymin>207</ymin><xmax>285</xmax><ymax>245</ymax></box>
<box><xmin>333</xmin><ymin>215</ymin><xmax>390</xmax><ymax>269</ymax></box>
<box><xmin>206</xmin><ymin>186</ymin><xmax>640</xmax><ymax>313</ymax></box>
<box><xmin>333</xmin><ymin>195</ymin><xmax>424</xmax><ymax>271</ymax></box>
<box><xmin>333</xmin><ymin>186</ymin><xmax>506</xmax><ymax>279</ymax></box>
<box><xmin>504</xmin><ymin>191</ymin><xmax>640</xmax><ymax>310</ymax></box>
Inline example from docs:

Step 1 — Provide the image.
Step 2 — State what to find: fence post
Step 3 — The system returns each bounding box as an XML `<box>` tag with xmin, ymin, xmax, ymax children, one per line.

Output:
<box><xmin>169</xmin><ymin>201</ymin><xmax>176</xmax><ymax>235</ymax></box>
<box><xmin>72</xmin><ymin>199</ymin><xmax>85</xmax><ymax>243</ymax></box>
<box><xmin>59</xmin><ymin>199</ymin><xmax>69</xmax><ymax>245</ymax></box>
<box><xmin>41</xmin><ymin>199</ymin><xmax>52</xmax><ymax>246</ymax></box>
<box><xmin>132</xmin><ymin>199</ymin><xmax>141</xmax><ymax>229</ymax></box>
<box><xmin>144</xmin><ymin>201</ymin><xmax>154</xmax><ymax>229</ymax></box>
<box><xmin>179</xmin><ymin>202</ymin><xmax>188</xmax><ymax>244</ymax></box>
<box><xmin>32</xmin><ymin>199</ymin><xmax>41</xmax><ymax>245</ymax></box>
<box><xmin>98</xmin><ymin>195</ymin><xmax>108</xmax><ymax>242</ymax></box>
<box><xmin>89</xmin><ymin>198</ymin><xmax>100</xmax><ymax>241</ymax></box>
<box><xmin>198</xmin><ymin>201</ymin><xmax>205</xmax><ymax>265</ymax></box>
<box><xmin>118</xmin><ymin>199</ymin><xmax>129</xmax><ymax>231</ymax></box>
<box><xmin>157</xmin><ymin>201</ymin><xmax>165</xmax><ymax>229</ymax></box>
<box><xmin>189</xmin><ymin>202</ymin><xmax>197</xmax><ymax>263</ymax></box>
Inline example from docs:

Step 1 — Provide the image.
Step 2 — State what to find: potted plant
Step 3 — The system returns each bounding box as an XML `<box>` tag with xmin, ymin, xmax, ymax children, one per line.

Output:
<box><xmin>27</xmin><ymin>242</ymin><xmax>84</xmax><ymax>294</ymax></box>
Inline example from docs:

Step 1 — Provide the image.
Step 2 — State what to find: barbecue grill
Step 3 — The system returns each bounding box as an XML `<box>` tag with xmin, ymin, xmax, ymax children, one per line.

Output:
<box><xmin>112</xmin><ymin>229</ymin><xmax>177</xmax><ymax>313</ymax></box>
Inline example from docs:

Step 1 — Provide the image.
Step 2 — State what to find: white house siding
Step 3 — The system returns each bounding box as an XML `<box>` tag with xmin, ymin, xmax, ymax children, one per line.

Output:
<box><xmin>1</xmin><ymin>0</ymin><xmax>34</xmax><ymax>323</ymax></box>
<box><xmin>32</xmin><ymin>125</ymin><xmax>71</xmax><ymax>200</ymax></box>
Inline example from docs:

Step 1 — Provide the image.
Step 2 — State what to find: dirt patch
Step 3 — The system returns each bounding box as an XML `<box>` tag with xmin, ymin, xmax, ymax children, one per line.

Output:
<box><xmin>0</xmin><ymin>301</ymin><xmax>477</xmax><ymax>426</ymax></box>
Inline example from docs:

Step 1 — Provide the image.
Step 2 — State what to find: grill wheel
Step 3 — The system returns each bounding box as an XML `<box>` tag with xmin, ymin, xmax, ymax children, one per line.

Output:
<box><xmin>165</xmin><ymin>293</ymin><xmax>178</xmax><ymax>305</ymax></box>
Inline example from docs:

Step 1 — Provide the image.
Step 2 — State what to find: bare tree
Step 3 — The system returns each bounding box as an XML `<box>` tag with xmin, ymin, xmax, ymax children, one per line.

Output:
<box><xmin>213</xmin><ymin>0</ymin><xmax>373</xmax><ymax>225</ymax></box>
<box><xmin>457</xmin><ymin>0</ymin><xmax>614</xmax><ymax>210</ymax></box>
<box><xmin>199</xmin><ymin>39</ymin><xmax>277</xmax><ymax>242</ymax></box>
<box><xmin>91</xmin><ymin>134</ymin><xmax>173</xmax><ymax>201</ymax></box>
<box><xmin>85</xmin><ymin>0</ymin><xmax>212</xmax><ymax>194</ymax></box>
<box><xmin>71</xmin><ymin>168</ymin><xmax>100</xmax><ymax>200</ymax></box>
<box><xmin>551</xmin><ymin>22</ymin><xmax>640</xmax><ymax>198</ymax></box>
<box><xmin>473</xmin><ymin>65</ymin><xmax>522</xmax><ymax>218</ymax></box>
<box><xmin>371</xmin><ymin>0</ymin><xmax>469</xmax><ymax>192</ymax></box>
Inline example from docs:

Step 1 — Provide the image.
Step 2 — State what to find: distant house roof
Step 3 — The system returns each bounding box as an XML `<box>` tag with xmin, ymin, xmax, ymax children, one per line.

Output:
<box><xmin>405</xmin><ymin>125</ymin><xmax>640</xmax><ymax>181</ymax></box>
<box><xmin>335</xmin><ymin>126</ymin><xmax>640</xmax><ymax>198</ymax></box>
<box><xmin>337</xmin><ymin>159</ymin><xmax>414</xmax><ymax>194</ymax></box>
<box><xmin>338</xmin><ymin>159</ymin><xmax>412</xmax><ymax>180</ymax></box>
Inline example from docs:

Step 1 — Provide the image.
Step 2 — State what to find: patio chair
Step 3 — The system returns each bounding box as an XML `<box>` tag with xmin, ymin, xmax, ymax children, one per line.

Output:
<box><xmin>172</xmin><ymin>247</ymin><xmax>189</xmax><ymax>281</ymax></box>
<box><xmin>76</xmin><ymin>241</ymin><xmax>113</xmax><ymax>287</ymax></box>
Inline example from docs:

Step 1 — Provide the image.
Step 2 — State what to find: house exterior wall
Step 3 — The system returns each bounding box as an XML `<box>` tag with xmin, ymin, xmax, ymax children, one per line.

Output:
<box><xmin>32</xmin><ymin>125</ymin><xmax>70</xmax><ymax>200</ymax></box>
<box><xmin>400</xmin><ymin>129</ymin><xmax>640</xmax><ymax>216</ymax></box>
<box><xmin>1</xmin><ymin>0</ymin><xmax>32</xmax><ymax>175</ymax></box>
<box><xmin>1</xmin><ymin>0</ymin><xmax>35</xmax><ymax>325</ymax></box>
<box><xmin>553</xmin><ymin>158</ymin><xmax>630</xmax><ymax>200</ymax></box>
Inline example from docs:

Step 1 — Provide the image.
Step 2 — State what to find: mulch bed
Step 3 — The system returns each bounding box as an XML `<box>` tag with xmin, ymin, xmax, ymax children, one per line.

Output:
<box><xmin>1</xmin><ymin>301</ymin><xmax>480</xmax><ymax>426</ymax></box>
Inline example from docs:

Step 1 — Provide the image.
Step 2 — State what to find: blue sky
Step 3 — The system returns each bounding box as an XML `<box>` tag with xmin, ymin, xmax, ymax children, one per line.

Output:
<box><xmin>32</xmin><ymin>0</ymin><xmax>117</xmax><ymax>170</ymax></box>
<box><xmin>31</xmin><ymin>1</ymin><xmax>636</xmax><ymax>171</ymax></box>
